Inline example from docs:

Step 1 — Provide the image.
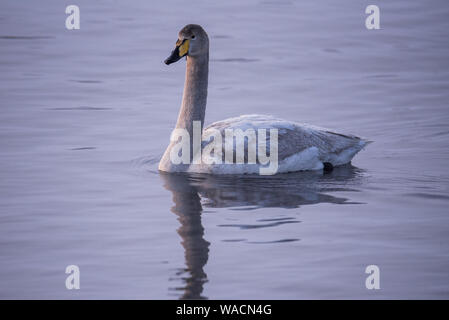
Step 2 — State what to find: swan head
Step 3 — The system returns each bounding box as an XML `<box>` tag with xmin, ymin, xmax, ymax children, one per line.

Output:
<box><xmin>164</xmin><ymin>24</ymin><xmax>209</xmax><ymax>65</ymax></box>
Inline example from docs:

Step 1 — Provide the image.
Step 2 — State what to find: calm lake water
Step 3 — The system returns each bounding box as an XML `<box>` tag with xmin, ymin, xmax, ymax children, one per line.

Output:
<box><xmin>1</xmin><ymin>0</ymin><xmax>449</xmax><ymax>299</ymax></box>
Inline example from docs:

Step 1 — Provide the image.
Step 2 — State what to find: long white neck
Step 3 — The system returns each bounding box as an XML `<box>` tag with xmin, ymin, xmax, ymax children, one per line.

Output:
<box><xmin>158</xmin><ymin>52</ymin><xmax>209</xmax><ymax>172</ymax></box>
<box><xmin>175</xmin><ymin>53</ymin><xmax>209</xmax><ymax>136</ymax></box>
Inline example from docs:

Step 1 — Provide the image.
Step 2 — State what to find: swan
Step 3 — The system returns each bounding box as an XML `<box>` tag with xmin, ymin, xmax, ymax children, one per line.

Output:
<box><xmin>159</xmin><ymin>24</ymin><xmax>369</xmax><ymax>175</ymax></box>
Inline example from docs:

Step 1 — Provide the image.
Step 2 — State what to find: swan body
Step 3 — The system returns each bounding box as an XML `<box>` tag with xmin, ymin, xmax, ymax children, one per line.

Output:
<box><xmin>200</xmin><ymin>114</ymin><xmax>368</xmax><ymax>174</ymax></box>
<box><xmin>159</xmin><ymin>24</ymin><xmax>369</xmax><ymax>175</ymax></box>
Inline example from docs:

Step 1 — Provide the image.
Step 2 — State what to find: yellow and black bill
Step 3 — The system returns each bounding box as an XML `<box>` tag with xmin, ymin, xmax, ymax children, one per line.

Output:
<box><xmin>164</xmin><ymin>39</ymin><xmax>190</xmax><ymax>65</ymax></box>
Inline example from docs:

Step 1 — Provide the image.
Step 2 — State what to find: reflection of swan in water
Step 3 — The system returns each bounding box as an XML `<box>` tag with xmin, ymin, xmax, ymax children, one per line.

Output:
<box><xmin>189</xmin><ymin>164</ymin><xmax>364</xmax><ymax>209</ymax></box>
<box><xmin>161</xmin><ymin>172</ymin><xmax>210</xmax><ymax>300</ymax></box>
<box><xmin>159</xmin><ymin>164</ymin><xmax>365</xmax><ymax>299</ymax></box>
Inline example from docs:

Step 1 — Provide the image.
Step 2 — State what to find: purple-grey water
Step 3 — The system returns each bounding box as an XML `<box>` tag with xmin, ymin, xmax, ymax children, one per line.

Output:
<box><xmin>1</xmin><ymin>0</ymin><xmax>449</xmax><ymax>299</ymax></box>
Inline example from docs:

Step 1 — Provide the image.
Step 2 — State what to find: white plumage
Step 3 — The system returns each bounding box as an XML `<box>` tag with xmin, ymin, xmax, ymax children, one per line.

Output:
<box><xmin>159</xmin><ymin>25</ymin><xmax>369</xmax><ymax>175</ymax></box>
<box><xmin>188</xmin><ymin>114</ymin><xmax>369</xmax><ymax>174</ymax></box>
